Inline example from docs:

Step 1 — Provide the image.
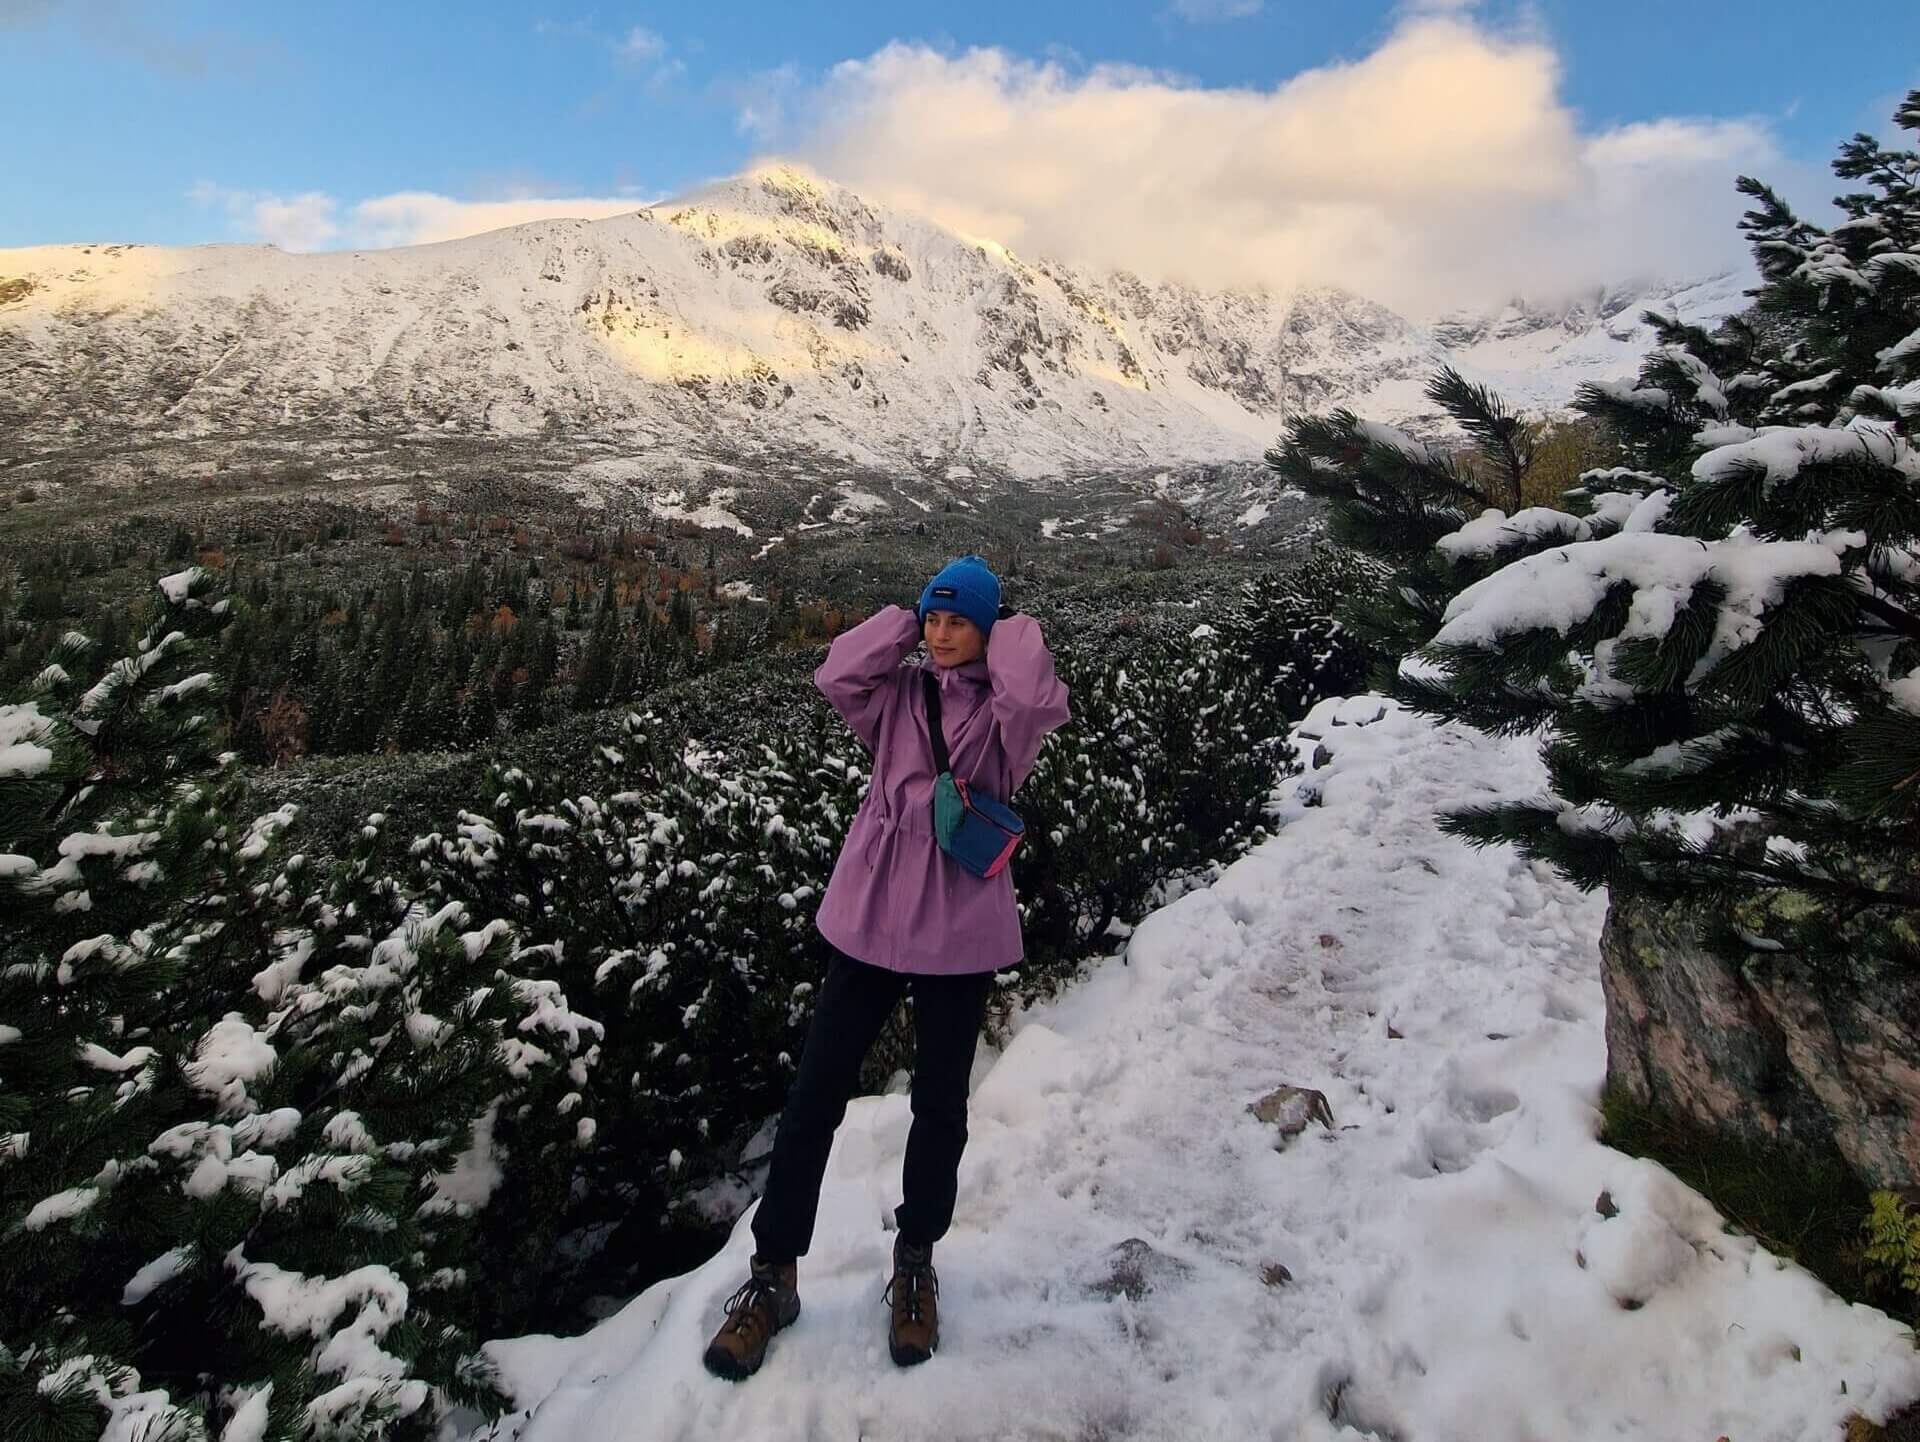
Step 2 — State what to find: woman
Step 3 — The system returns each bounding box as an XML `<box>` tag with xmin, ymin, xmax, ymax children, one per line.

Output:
<box><xmin>703</xmin><ymin>554</ymin><xmax>1070</xmax><ymax>1380</ymax></box>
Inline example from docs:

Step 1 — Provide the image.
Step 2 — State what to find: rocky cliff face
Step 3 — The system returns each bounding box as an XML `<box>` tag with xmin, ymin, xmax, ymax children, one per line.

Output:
<box><xmin>0</xmin><ymin>166</ymin><xmax>1744</xmax><ymax>481</ymax></box>
<box><xmin>1601</xmin><ymin>891</ymin><xmax>1920</xmax><ymax>1192</ymax></box>
<box><xmin>1429</xmin><ymin>284</ymin><xmax>1649</xmax><ymax>349</ymax></box>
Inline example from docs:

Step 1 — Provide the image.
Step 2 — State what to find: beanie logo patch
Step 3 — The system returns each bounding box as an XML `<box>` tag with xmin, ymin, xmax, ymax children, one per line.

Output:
<box><xmin>931</xmin><ymin>586</ymin><xmax>958</xmax><ymax>598</ymax></box>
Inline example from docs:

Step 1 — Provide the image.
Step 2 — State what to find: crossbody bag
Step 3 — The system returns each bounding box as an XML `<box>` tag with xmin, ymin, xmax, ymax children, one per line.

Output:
<box><xmin>921</xmin><ymin>670</ymin><xmax>1027</xmax><ymax>879</ymax></box>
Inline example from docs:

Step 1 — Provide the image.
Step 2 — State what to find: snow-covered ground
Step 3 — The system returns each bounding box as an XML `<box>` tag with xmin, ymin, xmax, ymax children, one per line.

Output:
<box><xmin>480</xmin><ymin>698</ymin><xmax>1920</xmax><ymax>1441</ymax></box>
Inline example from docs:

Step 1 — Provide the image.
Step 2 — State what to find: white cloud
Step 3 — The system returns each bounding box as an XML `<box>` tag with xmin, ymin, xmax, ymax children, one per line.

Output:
<box><xmin>188</xmin><ymin>182</ymin><xmax>653</xmax><ymax>251</ymax></box>
<box><xmin>188</xmin><ymin>181</ymin><xmax>340</xmax><ymax>250</ymax></box>
<box><xmin>247</xmin><ymin>192</ymin><xmax>342</xmax><ymax>251</ymax></box>
<box><xmin>617</xmin><ymin>24</ymin><xmax>666</xmax><ymax>63</ymax></box>
<box><xmin>536</xmin><ymin>16</ymin><xmax>684</xmax><ymax>90</ymax></box>
<box><xmin>612</xmin><ymin>22</ymin><xmax>683</xmax><ymax>91</ymax></box>
<box><xmin>725</xmin><ymin>62</ymin><xmax>805</xmax><ymax>141</ymax></box>
<box><xmin>759</xmin><ymin>18</ymin><xmax>1784</xmax><ymax>313</ymax></box>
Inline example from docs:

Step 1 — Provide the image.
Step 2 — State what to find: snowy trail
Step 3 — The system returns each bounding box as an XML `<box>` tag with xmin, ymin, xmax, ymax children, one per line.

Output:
<box><xmin>487</xmin><ymin>699</ymin><xmax>1920</xmax><ymax>1442</ymax></box>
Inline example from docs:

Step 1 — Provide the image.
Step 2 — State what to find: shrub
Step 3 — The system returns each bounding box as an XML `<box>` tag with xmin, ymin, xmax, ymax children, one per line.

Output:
<box><xmin>1</xmin><ymin>557</ymin><xmax>1363</xmax><ymax>1437</ymax></box>
<box><xmin>1864</xmin><ymin>1191</ymin><xmax>1920</xmax><ymax>1303</ymax></box>
<box><xmin>2</xmin><ymin>572</ymin><xmax>603</xmax><ymax>1439</ymax></box>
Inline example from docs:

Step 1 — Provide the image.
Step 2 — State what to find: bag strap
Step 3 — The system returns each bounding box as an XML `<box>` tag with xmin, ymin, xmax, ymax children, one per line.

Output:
<box><xmin>921</xmin><ymin>670</ymin><xmax>952</xmax><ymax>777</ymax></box>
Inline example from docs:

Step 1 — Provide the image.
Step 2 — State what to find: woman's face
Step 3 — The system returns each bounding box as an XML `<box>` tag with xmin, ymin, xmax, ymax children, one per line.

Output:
<box><xmin>923</xmin><ymin>609</ymin><xmax>986</xmax><ymax>667</ymax></box>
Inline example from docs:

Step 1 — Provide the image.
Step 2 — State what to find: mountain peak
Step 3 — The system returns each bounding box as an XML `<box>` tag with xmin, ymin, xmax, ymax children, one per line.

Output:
<box><xmin>0</xmin><ymin>182</ymin><xmax>1746</xmax><ymax>480</ymax></box>
<box><xmin>659</xmin><ymin>163</ymin><xmax>885</xmax><ymax>244</ymax></box>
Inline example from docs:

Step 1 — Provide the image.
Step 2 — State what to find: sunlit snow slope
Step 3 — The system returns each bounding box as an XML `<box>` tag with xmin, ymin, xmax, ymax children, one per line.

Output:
<box><xmin>0</xmin><ymin>167</ymin><xmax>1744</xmax><ymax>477</ymax></box>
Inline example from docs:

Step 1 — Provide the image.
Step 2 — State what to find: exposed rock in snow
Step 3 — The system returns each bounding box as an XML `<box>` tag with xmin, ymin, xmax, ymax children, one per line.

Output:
<box><xmin>1246</xmin><ymin>1083</ymin><xmax>1336</xmax><ymax>1145</ymax></box>
<box><xmin>1087</xmin><ymin>1237</ymin><xmax>1193</xmax><ymax>1302</ymax></box>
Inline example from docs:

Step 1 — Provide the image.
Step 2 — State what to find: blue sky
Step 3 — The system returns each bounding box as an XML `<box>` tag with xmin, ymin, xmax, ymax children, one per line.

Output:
<box><xmin>4</xmin><ymin>1</ymin><xmax>1917</xmax><ymax>306</ymax></box>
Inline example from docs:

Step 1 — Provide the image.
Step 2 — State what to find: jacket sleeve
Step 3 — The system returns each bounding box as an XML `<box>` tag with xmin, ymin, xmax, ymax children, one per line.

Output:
<box><xmin>814</xmin><ymin>604</ymin><xmax>923</xmax><ymax>751</ymax></box>
<box><xmin>985</xmin><ymin>614</ymin><xmax>1071</xmax><ymax>792</ymax></box>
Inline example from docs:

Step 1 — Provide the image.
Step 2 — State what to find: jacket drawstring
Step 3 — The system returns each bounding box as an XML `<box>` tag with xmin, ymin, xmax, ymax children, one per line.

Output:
<box><xmin>866</xmin><ymin>795</ymin><xmax>893</xmax><ymax>869</ymax></box>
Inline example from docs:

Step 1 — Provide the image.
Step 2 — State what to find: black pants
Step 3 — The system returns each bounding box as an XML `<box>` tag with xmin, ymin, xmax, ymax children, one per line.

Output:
<box><xmin>751</xmin><ymin>949</ymin><xmax>995</xmax><ymax>1263</ymax></box>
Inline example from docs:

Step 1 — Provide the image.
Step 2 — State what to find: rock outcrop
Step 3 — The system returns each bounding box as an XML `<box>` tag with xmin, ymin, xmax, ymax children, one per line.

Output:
<box><xmin>1601</xmin><ymin>890</ymin><xmax>1920</xmax><ymax>1191</ymax></box>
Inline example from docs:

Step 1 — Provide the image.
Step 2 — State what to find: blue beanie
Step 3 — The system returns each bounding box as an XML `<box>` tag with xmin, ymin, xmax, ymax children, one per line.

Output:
<box><xmin>917</xmin><ymin>555</ymin><xmax>1001</xmax><ymax>637</ymax></box>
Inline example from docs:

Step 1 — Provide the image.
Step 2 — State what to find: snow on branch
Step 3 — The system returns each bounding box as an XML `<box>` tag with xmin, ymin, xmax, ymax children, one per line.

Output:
<box><xmin>1889</xmin><ymin>672</ymin><xmax>1920</xmax><ymax>715</ymax></box>
<box><xmin>156</xmin><ymin>568</ymin><xmax>206</xmax><ymax>605</ymax></box>
<box><xmin>1880</xmin><ymin>325</ymin><xmax>1920</xmax><ymax>370</ymax></box>
<box><xmin>1852</xmin><ymin>380</ymin><xmax>1920</xmax><ymax>418</ymax></box>
<box><xmin>1690</xmin><ymin>423</ymin><xmax>1919</xmax><ymax>487</ymax></box>
<box><xmin>227</xmin><ymin>1248</ymin><xmax>431</xmax><ymax>1427</ymax></box>
<box><xmin>1436</xmin><ymin>507</ymin><xmax>1591</xmax><ymax>562</ymax></box>
<box><xmin>1431</xmin><ymin>529</ymin><xmax>1863</xmax><ymax>691</ymax></box>
<box><xmin>184</xmin><ymin>1015</ymin><xmax>278</xmax><ymax>1117</ymax></box>
<box><xmin>0</xmin><ymin>701</ymin><xmax>55</xmax><ymax>778</ymax></box>
<box><xmin>1658</xmin><ymin>346</ymin><xmax>1730</xmax><ymax>415</ymax></box>
<box><xmin>1584</xmin><ymin>380</ymin><xmax>1671</xmax><ymax>412</ymax></box>
<box><xmin>1863</xmin><ymin>251</ymin><xmax>1920</xmax><ymax>284</ymax></box>
<box><xmin>1352</xmin><ymin>418</ymin><xmax>1444</xmax><ymax>467</ymax></box>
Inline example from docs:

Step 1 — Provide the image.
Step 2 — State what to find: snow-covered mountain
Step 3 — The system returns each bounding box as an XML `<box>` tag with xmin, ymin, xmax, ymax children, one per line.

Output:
<box><xmin>0</xmin><ymin>166</ymin><xmax>1744</xmax><ymax>479</ymax></box>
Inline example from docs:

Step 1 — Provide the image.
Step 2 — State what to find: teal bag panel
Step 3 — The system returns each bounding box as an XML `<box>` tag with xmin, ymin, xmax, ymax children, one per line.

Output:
<box><xmin>933</xmin><ymin>771</ymin><xmax>967</xmax><ymax>849</ymax></box>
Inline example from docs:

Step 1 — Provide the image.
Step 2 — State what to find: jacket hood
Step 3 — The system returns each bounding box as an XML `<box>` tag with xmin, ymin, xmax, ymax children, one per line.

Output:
<box><xmin>921</xmin><ymin>656</ymin><xmax>990</xmax><ymax>690</ymax></box>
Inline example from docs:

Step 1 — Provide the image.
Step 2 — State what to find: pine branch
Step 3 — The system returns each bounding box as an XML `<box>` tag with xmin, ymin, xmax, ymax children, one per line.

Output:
<box><xmin>1857</xmin><ymin>592</ymin><xmax>1920</xmax><ymax>645</ymax></box>
<box><xmin>1833</xmin><ymin>708</ymin><xmax>1920</xmax><ymax>818</ymax></box>
<box><xmin>1423</xmin><ymin>366</ymin><xmax>1532</xmax><ymax>512</ymax></box>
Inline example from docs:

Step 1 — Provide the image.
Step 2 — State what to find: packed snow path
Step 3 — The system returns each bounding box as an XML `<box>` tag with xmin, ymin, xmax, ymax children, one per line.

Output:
<box><xmin>488</xmin><ymin>699</ymin><xmax>1920</xmax><ymax>1441</ymax></box>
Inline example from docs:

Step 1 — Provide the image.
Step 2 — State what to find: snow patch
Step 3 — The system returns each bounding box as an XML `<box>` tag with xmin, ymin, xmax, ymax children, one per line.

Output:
<box><xmin>185</xmin><ymin>1015</ymin><xmax>278</xmax><ymax>1116</ymax></box>
<box><xmin>0</xmin><ymin>701</ymin><xmax>55</xmax><ymax>778</ymax></box>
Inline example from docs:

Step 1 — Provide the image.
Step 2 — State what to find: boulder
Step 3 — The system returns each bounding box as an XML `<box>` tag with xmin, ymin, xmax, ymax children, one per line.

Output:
<box><xmin>1248</xmin><ymin>1084</ymin><xmax>1335</xmax><ymax>1148</ymax></box>
<box><xmin>1089</xmin><ymin>1238</ymin><xmax>1192</xmax><ymax>1302</ymax></box>
<box><xmin>1601</xmin><ymin>889</ymin><xmax>1920</xmax><ymax>1191</ymax></box>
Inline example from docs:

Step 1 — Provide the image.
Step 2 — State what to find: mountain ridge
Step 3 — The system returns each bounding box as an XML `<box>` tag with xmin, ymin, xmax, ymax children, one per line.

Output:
<box><xmin>0</xmin><ymin>165</ymin><xmax>1745</xmax><ymax>481</ymax></box>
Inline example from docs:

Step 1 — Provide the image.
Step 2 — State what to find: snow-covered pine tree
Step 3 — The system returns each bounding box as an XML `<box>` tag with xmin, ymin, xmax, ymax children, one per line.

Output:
<box><xmin>1266</xmin><ymin>367</ymin><xmax>1541</xmax><ymax>669</ymax></box>
<box><xmin>1270</xmin><ymin>89</ymin><xmax>1920</xmax><ymax>969</ymax></box>
<box><xmin>1213</xmin><ymin>547</ymin><xmax>1380</xmax><ymax>711</ymax></box>
<box><xmin>2</xmin><ymin>571</ymin><xmax>607</xmax><ymax>1441</ymax></box>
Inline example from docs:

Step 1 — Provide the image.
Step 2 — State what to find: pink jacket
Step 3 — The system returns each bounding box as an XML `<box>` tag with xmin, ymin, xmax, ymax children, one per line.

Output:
<box><xmin>812</xmin><ymin>605</ymin><xmax>1071</xmax><ymax>974</ymax></box>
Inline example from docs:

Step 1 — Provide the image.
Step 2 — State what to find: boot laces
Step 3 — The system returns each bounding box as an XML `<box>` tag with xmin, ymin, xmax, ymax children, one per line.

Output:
<box><xmin>721</xmin><ymin>1274</ymin><xmax>783</xmax><ymax>1336</ymax></box>
<box><xmin>885</xmin><ymin>1256</ymin><xmax>939</xmax><ymax>1322</ymax></box>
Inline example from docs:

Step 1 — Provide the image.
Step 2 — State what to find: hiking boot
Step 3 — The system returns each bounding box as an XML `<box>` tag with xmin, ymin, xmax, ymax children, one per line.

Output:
<box><xmin>702</xmin><ymin>1254</ymin><xmax>800</xmax><ymax>1381</ymax></box>
<box><xmin>884</xmin><ymin>1235</ymin><xmax>940</xmax><ymax>1366</ymax></box>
